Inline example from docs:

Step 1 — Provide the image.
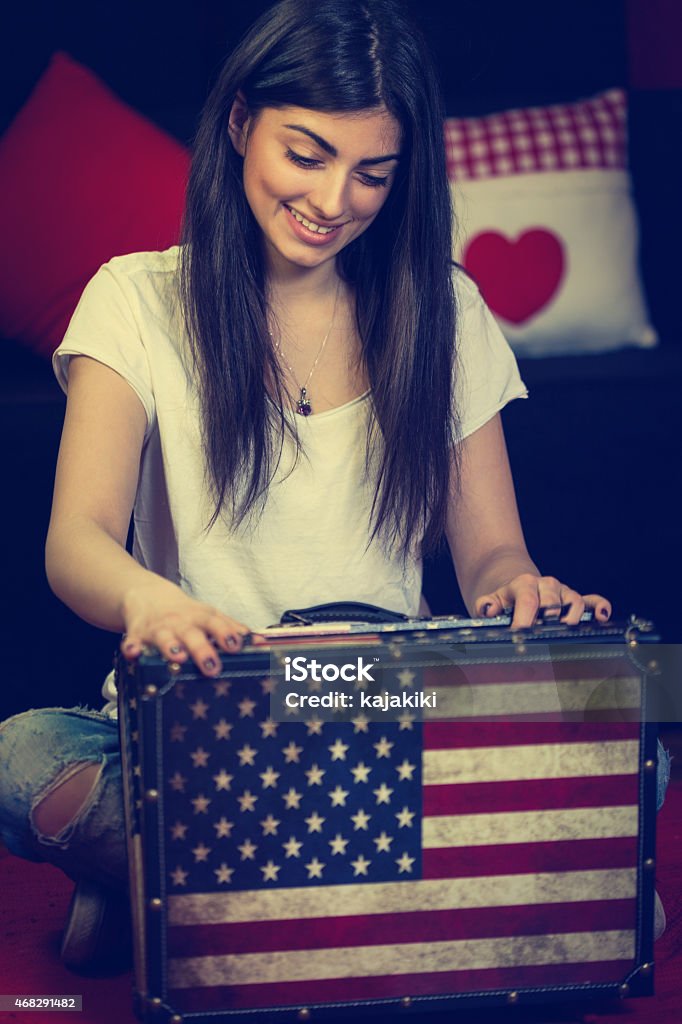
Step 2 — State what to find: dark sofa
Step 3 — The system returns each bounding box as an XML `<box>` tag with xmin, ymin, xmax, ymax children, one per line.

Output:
<box><xmin>2</xmin><ymin>0</ymin><xmax>681</xmax><ymax>721</ymax></box>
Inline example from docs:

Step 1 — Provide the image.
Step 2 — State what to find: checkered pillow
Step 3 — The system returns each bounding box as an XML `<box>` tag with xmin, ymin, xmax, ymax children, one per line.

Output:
<box><xmin>446</xmin><ymin>89</ymin><xmax>656</xmax><ymax>356</ymax></box>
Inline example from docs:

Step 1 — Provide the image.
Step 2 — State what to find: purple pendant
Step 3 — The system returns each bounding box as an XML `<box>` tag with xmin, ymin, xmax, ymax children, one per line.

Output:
<box><xmin>296</xmin><ymin>387</ymin><xmax>312</xmax><ymax>417</ymax></box>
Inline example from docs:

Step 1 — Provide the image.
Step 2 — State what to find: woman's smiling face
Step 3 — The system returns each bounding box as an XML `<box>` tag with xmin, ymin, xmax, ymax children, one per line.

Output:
<box><xmin>230</xmin><ymin>102</ymin><xmax>402</xmax><ymax>275</ymax></box>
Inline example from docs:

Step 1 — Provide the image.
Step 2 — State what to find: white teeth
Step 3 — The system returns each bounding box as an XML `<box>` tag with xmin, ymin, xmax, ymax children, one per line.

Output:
<box><xmin>288</xmin><ymin>207</ymin><xmax>336</xmax><ymax>234</ymax></box>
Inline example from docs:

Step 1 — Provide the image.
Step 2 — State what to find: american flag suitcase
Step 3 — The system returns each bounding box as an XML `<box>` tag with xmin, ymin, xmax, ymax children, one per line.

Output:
<box><xmin>117</xmin><ymin>613</ymin><xmax>661</xmax><ymax>1023</ymax></box>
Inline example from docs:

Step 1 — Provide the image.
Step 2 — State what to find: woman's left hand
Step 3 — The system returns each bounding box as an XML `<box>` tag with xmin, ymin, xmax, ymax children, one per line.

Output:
<box><xmin>474</xmin><ymin>573</ymin><xmax>612</xmax><ymax>629</ymax></box>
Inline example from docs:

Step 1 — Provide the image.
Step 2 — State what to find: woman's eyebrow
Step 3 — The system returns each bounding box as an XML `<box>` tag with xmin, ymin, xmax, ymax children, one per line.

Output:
<box><xmin>283</xmin><ymin>124</ymin><xmax>400</xmax><ymax>165</ymax></box>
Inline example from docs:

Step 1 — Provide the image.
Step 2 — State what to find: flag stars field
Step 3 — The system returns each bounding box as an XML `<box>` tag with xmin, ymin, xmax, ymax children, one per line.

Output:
<box><xmin>374</xmin><ymin>736</ymin><xmax>394</xmax><ymax>758</ymax></box>
<box><xmin>213</xmin><ymin>769</ymin><xmax>233</xmax><ymax>791</ymax></box>
<box><xmin>329</xmin><ymin>738</ymin><xmax>350</xmax><ymax>761</ymax></box>
<box><xmin>351</xmin><ymin>809</ymin><xmax>371</xmax><ymax>831</ymax></box>
<box><xmin>329</xmin><ymin>785</ymin><xmax>350</xmax><ymax>807</ymax></box>
<box><xmin>259</xmin><ymin>765</ymin><xmax>280</xmax><ymax>788</ymax></box>
<box><xmin>238</xmin><ymin>696</ymin><xmax>258</xmax><ymax>718</ymax></box>
<box><xmin>191</xmin><ymin>842</ymin><xmax>211</xmax><ymax>863</ymax></box>
<box><xmin>238</xmin><ymin>838</ymin><xmax>258</xmax><ymax>861</ymax></box>
<box><xmin>162</xmin><ymin>678</ymin><xmax>423</xmax><ymax>895</ymax></box>
<box><xmin>283</xmin><ymin>836</ymin><xmax>303</xmax><ymax>858</ymax></box>
<box><xmin>283</xmin><ymin>787</ymin><xmax>303</xmax><ymax>810</ymax></box>
<box><xmin>305</xmin><ymin>763</ymin><xmax>325</xmax><ymax>786</ymax></box>
<box><xmin>351</xmin><ymin>761</ymin><xmax>372</xmax><ymax>783</ymax></box>
<box><xmin>170</xmin><ymin>821</ymin><xmax>188</xmax><ymax>841</ymax></box>
<box><xmin>282</xmin><ymin>740</ymin><xmax>303</xmax><ymax>763</ymax></box>
<box><xmin>260</xmin><ymin>814</ymin><xmax>280</xmax><ymax>836</ymax></box>
<box><xmin>190</xmin><ymin>746</ymin><xmax>211</xmax><ymax>768</ymax></box>
<box><xmin>373</xmin><ymin>783</ymin><xmax>393</xmax><ymax>805</ymax></box>
<box><xmin>374</xmin><ymin>831</ymin><xmax>393</xmax><ymax>852</ymax></box>
<box><xmin>214</xmin><ymin>862</ymin><xmax>234</xmax><ymax>884</ymax></box>
<box><xmin>329</xmin><ymin>833</ymin><xmax>349</xmax><ymax>855</ymax></box>
<box><xmin>191</xmin><ymin>794</ymin><xmax>211</xmax><ymax>814</ymax></box>
<box><xmin>212</xmin><ymin>718</ymin><xmax>232</xmax><ymax>740</ymax></box>
<box><xmin>396</xmin><ymin>806</ymin><xmax>415</xmax><ymax>828</ymax></box>
<box><xmin>237</xmin><ymin>743</ymin><xmax>258</xmax><ymax>766</ymax></box>
<box><xmin>305</xmin><ymin>811</ymin><xmax>325</xmax><ymax>833</ymax></box>
<box><xmin>213</xmin><ymin>817</ymin><xmax>234</xmax><ymax>838</ymax></box>
<box><xmin>306</xmin><ymin>857</ymin><xmax>325</xmax><ymax>878</ymax></box>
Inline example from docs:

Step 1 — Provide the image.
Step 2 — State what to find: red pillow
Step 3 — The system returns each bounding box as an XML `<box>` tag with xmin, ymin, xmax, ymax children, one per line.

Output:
<box><xmin>0</xmin><ymin>52</ymin><xmax>190</xmax><ymax>358</ymax></box>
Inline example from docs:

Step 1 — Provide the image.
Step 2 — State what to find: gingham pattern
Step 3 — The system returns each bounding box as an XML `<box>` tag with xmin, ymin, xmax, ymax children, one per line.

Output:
<box><xmin>445</xmin><ymin>89</ymin><xmax>627</xmax><ymax>181</ymax></box>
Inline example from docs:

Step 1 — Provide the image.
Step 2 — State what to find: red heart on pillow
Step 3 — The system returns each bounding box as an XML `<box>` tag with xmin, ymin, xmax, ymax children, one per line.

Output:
<box><xmin>463</xmin><ymin>229</ymin><xmax>566</xmax><ymax>324</ymax></box>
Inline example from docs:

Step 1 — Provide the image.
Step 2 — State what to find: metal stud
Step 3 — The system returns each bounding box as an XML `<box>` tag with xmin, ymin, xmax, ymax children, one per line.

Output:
<box><xmin>149</xmin><ymin>898</ymin><xmax>163</xmax><ymax>912</ymax></box>
<box><xmin>145</xmin><ymin>789</ymin><xmax>159</xmax><ymax>803</ymax></box>
<box><xmin>507</xmin><ymin>991</ymin><xmax>519</xmax><ymax>1005</ymax></box>
<box><xmin>401</xmin><ymin>996</ymin><xmax>412</xmax><ymax>1009</ymax></box>
<box><xmin>619</xmin><ymin>983</ymin><xmax>630</xmax><ymax>997</ymax></box>
<box><xmin>297</xmin><ymin>1009</ymin><xmax>311</xmax><ymax>1021</ymax></box>
<box><xmin>170</xmin><ymin>1016</ymin><xmax>184</xmax><ymax>1024</ymax></box>
<box><xmin>644</xmin><ymin>857</ymin><xmax>655</xmax><ymax>870</ymax></box>
<box><xmin>648</xmin><ymin>660</ymin><xmax>659</xmax><ymax>673</ymax></box>
<box><xmin>168</xmin><ymin>661</ymin><xmax>182</xmax><ymax>675</ymax></box>
<box><xmin>640</xmin><ymin>962</ymin><xmax>653</xmax><ymax>975</ymax></box>
<box><xmin>144</xmin><ymin>684</ymin><xmax>158</xmax><ymax>698</ymax></box>
<box><xmin>149</xmin><ymin>996</ymin><xmax>163</xmax><ymax>1009</ymax></box>
<box><xmin>644</xmin><ymin>759</ymin><xmax>656</xmax><ymax>771</ymax></box>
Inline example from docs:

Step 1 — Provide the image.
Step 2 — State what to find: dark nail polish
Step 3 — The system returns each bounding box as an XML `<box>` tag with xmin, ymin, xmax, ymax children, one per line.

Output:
<box><xmin>481</xmin><ymin>603</ymin><xmax>492</xmax><ymax>616</ymax></box>
<box><xmin>204</xmin><ymin>658</ymin><xmax>217</xmax><ymax>671</ymax></box>
<box><xmin>169</xmin><ymin>645</ymin><xmax>182</xmax><ymax>655</ymax></box>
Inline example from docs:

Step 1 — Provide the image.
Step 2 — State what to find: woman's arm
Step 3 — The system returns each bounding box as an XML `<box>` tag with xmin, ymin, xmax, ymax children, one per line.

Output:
<box><xmin>45</xmin><ymin>356</ymin><xmax>249</xmax><ymax>674</ymax></box>
<box><xmin>446</xmin><ymin>414</ymin><xmax>611</xmax><ymax>628</ymax></box>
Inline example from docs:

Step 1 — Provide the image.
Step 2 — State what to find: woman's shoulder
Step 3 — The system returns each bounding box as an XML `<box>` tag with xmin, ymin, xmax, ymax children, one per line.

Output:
<box><xmin>451</xmin><ymin>262</ymin><xmax>482</xmax><ymax>311</ymax></box>
<box><xmin>97</xmin><ymin>246</ymin><xmax>181</xmax><ymax>289</ymax></box>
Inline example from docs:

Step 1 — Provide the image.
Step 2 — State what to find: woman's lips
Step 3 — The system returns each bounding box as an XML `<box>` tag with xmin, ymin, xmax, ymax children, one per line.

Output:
<box><xmin>284</xmin><ymin>204</ymin><xmax>346</xmax><ymax>246</ymax></box>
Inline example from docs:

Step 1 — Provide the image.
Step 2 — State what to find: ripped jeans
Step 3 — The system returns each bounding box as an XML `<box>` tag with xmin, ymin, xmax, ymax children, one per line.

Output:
<box><xmin>0</xmin><ymin>705</ymin><xmax>673</xmax><ymax>891</ymax></box>
<box><xmin>0</xmin><ymin>707</ymin><xmax>127</xmax><ymax>890</ymax></box>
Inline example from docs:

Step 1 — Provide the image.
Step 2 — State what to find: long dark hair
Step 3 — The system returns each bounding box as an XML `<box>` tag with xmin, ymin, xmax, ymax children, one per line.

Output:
<box><xmin>180</xmin><ymin>0</ymin><xmax>459</xmax><ymax>558</ymax></box>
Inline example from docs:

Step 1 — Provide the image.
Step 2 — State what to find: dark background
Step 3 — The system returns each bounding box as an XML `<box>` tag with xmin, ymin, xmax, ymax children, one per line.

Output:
<box><xmin>2</xmin><ymin>0</ymin><xmax>681</xmax><ymax>719</ymax></box>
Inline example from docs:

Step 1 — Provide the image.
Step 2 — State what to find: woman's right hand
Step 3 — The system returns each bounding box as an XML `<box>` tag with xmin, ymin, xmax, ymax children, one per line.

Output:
<box><xmin>120</xmin><ymin>578</ymin><xmax>251</xmax><ymax>677</ymax></box>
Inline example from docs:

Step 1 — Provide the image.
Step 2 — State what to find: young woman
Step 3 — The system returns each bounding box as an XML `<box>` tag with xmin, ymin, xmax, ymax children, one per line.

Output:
<box><xmin>3</xmin><ymin>0</ymin><xmax>652</xmax><ymax>972</ymax></box>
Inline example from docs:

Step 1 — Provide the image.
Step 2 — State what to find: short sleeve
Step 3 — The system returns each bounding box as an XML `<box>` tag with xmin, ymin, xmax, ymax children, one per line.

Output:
<box><xmin>453</xmin><ymin>269</ymin><xmax>528</xmax><ymax>441</ymax></box>
<box><xmin>52</xmin><ymin>263</ymin><xmax>156</xmax><ymax>439</ymax></box>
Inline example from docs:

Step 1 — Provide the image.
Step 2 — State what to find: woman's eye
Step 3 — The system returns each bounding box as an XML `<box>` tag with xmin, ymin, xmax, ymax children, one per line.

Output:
<box><xmin>358</xmin><ymin>173</ymin><xmax>389</xmax><ymax>189</ymax></box>
<box><xmin>285</xmin><ymin>149</ymin><xmax>320</xmax><ymax>169</ymax></box>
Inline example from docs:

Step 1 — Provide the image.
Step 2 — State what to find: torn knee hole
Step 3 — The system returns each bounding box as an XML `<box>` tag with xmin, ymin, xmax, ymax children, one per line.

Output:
<box><xmin>31</xmin><ymin>760</ymin><xmax>103</xmax><ymax>841</ymax></box>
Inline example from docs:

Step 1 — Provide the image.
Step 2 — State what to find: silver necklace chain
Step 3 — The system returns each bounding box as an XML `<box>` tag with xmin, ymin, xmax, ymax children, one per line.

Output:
<box><xmin>269</xmin><ymin>280</ymin><xmax>341</xmax><ymax>416</ymax></box>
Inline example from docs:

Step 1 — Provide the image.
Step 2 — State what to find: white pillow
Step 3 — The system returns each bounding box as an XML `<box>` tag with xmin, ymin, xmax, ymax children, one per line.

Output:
<box><xmin>446</xmin><ymin>89</ymin><xmax>657</xmax><ymax>356</ymax></box>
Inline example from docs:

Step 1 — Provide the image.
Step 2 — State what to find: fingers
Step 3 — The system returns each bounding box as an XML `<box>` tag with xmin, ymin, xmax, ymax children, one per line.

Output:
<box><xmin>582</xmin><ymin>593</ymin><xmax>612</xmax><ymax>622</ymax></box>
<box><xmin>475</xmin><ymin>576</ymin><xmax>613</xmax><ymax>630</ymax></box>
<box><xmin>121</xmin><ymin>608</ymin><xmax>252</xmax><ymax>677</ymax></box>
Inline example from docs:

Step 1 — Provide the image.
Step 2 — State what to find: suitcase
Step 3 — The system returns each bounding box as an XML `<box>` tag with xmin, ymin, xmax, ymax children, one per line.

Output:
<box><xmin>118</xmin><ymin>612</ymin><xmax>661</xmax><ymax>1023</ymax></box>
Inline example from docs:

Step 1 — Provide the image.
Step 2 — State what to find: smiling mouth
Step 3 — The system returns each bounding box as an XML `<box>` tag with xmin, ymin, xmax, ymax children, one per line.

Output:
<box><xmin>285</xmin><ymin>205</ymin><xmax>346</xmax><ymax>235</ymax></box>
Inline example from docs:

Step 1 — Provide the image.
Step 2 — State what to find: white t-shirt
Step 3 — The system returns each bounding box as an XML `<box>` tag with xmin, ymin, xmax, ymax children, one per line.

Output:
<box><xmin>53</xmin><ymin>247</ymin><xmax>527</xmax><ymax>633</ymax></box>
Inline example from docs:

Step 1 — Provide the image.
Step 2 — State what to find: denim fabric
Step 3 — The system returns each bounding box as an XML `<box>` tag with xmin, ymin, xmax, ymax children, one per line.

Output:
<box><xmin>0</xmin><ymin>706</ymin><xmax>672</xmax><ymax>888</ymax></box>
<box><xmin>0</xmin><ymin>707</ymin><xmax>126</xmax><ymax>890</ymax></box>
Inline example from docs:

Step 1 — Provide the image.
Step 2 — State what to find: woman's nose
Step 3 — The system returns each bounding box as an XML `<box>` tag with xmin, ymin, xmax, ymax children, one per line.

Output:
<box><xmin>308</xmin><ymin>172</ymin><xmax>349</xmax><ymax>223</ymax></box>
